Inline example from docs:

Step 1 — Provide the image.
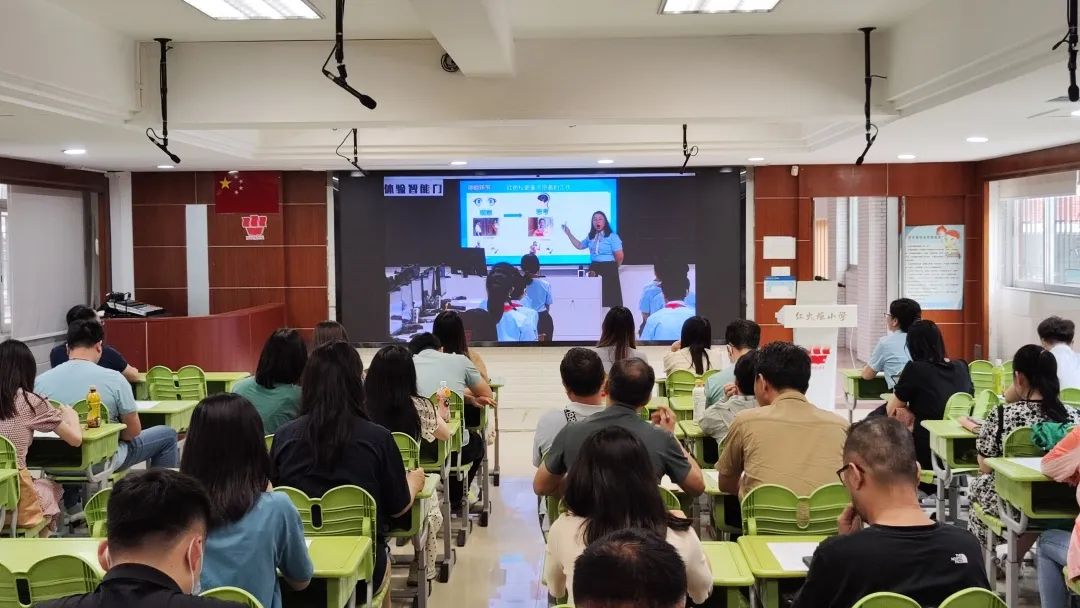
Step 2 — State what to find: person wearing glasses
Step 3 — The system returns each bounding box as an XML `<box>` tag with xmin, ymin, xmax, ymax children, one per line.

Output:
<box><xmin>861</xmin><ymin>298</ymin><xmax>921</xmax><ymax>389</ymax></box>
<box><xmin>793</xmin><ymin>417</ymin><xmax>988</xmax><ymax>608</ymax></box>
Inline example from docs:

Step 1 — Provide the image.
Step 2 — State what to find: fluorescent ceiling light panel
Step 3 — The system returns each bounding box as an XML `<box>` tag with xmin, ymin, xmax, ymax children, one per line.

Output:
<box><xmin>182</xmin><ymin>0</ymin><xmax>320</xmax><ymax>20</ymax></box>
<box><xmin>660</xmin><ymin>0</ymin><xmax>781</xmax><ymax>14</ymax></box>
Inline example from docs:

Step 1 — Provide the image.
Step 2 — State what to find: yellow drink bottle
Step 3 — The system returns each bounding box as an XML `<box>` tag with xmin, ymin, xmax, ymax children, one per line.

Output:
<box><xmin>86</xmin><ymin>385</ymin><xmax>102</xmax><ymax>428</ymax></box>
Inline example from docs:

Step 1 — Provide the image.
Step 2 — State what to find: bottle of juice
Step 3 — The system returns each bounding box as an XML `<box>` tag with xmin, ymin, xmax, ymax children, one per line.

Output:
<box><xmin>86</xmin><ymin>385</ymin><xmax>102</xmax><ymax>428</ymax></box>
<box><xmin>438</xmin><ymin>381</ymin><xmax>452</xmax><ymax>420</ymax></box>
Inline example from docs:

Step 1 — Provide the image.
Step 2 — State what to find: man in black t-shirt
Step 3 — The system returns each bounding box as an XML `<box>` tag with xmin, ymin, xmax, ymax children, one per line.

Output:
<box><xmin>50</xmin><ymin>304</ymin><xmax>140</xmax><ymax>382</ymax></box>
<box><xmin>793</xmin><ymin>417</ymin><xmax>989</xmax><ymax>608</ymax></box>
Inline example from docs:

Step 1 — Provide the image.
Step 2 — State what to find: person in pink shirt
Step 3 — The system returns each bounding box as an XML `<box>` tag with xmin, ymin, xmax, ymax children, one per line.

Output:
<box><xmin>1039</xmin><ymin>426</ymin><xmax>1080</xmax><ymax>607</ymax></box>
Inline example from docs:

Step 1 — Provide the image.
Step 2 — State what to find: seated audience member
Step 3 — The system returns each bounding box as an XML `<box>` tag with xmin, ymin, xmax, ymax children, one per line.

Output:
<box><xmin>532</xmin><ymin>347</ymin><xmax>607</xmax><ymax>467</ymax></box>
<box><xmin>37</xmin><ymin>470</ymin><xmax>239</xmax><ymax>608</ymax></box>
<box><xmin>572</xmin><ymin>528</ymin><xmax>690</xmax><ymax>608</ymax></box>
<box><xmin>50</xmin><ymin>305</ymin><xmax>140</xmax><ymax>382</ymax></box>
<box><xmin>1038</xmin><ymin>316</ymin><xmax>1079</xmax><ymax>391</ymax></box>
<box><xmin>364</xmin><ymin>344</ymin><xmax>448</xmax><ymax>581</ymax></box>
<box><xmin>663</xmin><ymin>316</ymin><xmax>715</xmax><ymax>375</ymax></box>
<box><xmin>963</xmin><ymin>344</ymin><xmax>1080</xmax><ymax>546</ymax></box>
<box><xmin>313</xmin><ymin>320</ymin><xmax>350</xmax><ymax>348</ymax></box>
<box><xmin>640</xmin><ymin>275</ymin><xmax>695</xmax><ymax>342</ymax></box>
<box><xmin>181</xmin><ymin>394</ymin><xmax>313</xmax><ymax>608</ymax></box>
<box><xmin>534</xmin><ymin>358</ymin><xmax>705</xmax><ymax>497</ymax></box>
<box><xmin>699</xmin><ymin>350</ymin><xmax>759</xmax><ymax>444</ymax></box>
<box><xmin>884</xmin><ymin>320</ymin><xmax>973</xmax><ymax>489</ymax></box>
<box><xmin>409</xmin><ymin>332</ymin><xmax>490</xmax><ymax>505</ymax></box>
<box><xmin>0</xmin><ymin>339</ymin><xmax>81</xmax><ymax>533</ymax></box>
<box><xmin>36</xmin><ymin>320</ymin><xmax>178</xmax><ymax>471</ymax></box>
<box><xmin>1038</xmin><ymin>425</ymin><xmax>1080</xmax><ymax>608</ymax></box>
<box><xmin>232</xmin><ymin>329</ymin><xmax>307</xmax><ymax>434</ymax></box>
<box><xmin>716</xmin><ymin>342</ymin><xmax>847</xmax><ymax>498</ymax></box>
<box><xmin>545</xmin><ymin>427</ymin><xmax>711</xmax><ymax>605</ymax></box>
<box><xmin>593</xmin><ymin>306</ymin><xmax>648</xmax><ymax>371</ymax></box>
<box><xmin>271</xmin><ymin>342</ymin><xmax>426</xmax><ymax>596</ymax></box>
<box><xmin>862</xmin><ymin>298</ymin><xmax>921</xmax><ymax>389</ymax></box>
<box><xmin>433</xmin><ymin>310</ymin><xmax>491</xmax><ymax>428</ymax></box>
<box><xmin>640</xmin><ymin>260</ymin><xmax>696</xmax><ymax>332</ymax></box>
<box><xmin>484</xmin><ymin>262</ymin><xmax>539</xmax><ymax>342</ymax></box>
<box><xmin>705</xmin><ymin>320</ymin><xmax>761</xmax><ymax>405</ymax></box>
<box><xmin>793</xmin><ymin>417</ymin><xmax>989</xmax><ymax>608</ymax></box>
<box><xmin>520</xmin><ymin>253</ymin><xmax>554</xmax><ymax>340</ymax></box>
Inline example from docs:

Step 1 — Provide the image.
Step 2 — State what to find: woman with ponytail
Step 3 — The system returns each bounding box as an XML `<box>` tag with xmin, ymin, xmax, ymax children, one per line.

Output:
<box><xmin>966</xmin><ymin>344</ymin><xmax>1080</xmax><ymax>542</ymax></box>
<box><xmin>663</xmin><ymin>316</ymin><xmax>715</xmax><ymax>375</ymax></box>
<box><xmin>484</xmin><ymin>263</ymin><xmax>539</xmax><ymax>342</ymax></box>
<box><xmin>519</xmin><ymin>253</ymin><xmax>554</xmax><ymax>340</ymax></box>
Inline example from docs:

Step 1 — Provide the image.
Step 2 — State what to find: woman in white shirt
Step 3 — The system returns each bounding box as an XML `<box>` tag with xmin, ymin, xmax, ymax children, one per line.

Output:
<box><xmin>663</xmin><ymin>316</ymin><xmax>715</xmax><ymax>375</ymax></box>
<box><xmin>592</xmin><ymin>306</ymin><xmax>648</xmax><ymax>371</ymax></box>
<box><xmin>543</xmin><ymin>426</ymin><xmax>712</xmax><ymax>605</ymax></box>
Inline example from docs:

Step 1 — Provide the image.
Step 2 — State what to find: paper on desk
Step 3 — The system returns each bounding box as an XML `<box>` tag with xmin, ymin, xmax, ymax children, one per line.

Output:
<box><xmin>134</xmin><ymin>401</ymin><xmax>161</xmax><ymax>411</ymax></box>
<box><xmin>703</xmin><ymin>470</ymin><xmax>719</xmax><ymax>487</ymax></box>
<box><xmin>659</xmin><ymin>475</ymin><xmax>681</xmax><ymax>492</ymax></box>
<box><xmin>306</xmin><ymin>539</ymin><xmax>312</xmax><ymax>549</ymax></box>
<box><xmin>767</xmin><ymin>542</ymin><xmax>818</xmax><ymax>572</ymax></box>
<box><xmin>33</xmin><ymin>431</ymin><xmax>59</xmax><ymax>439</ymax></box>
<box><xmin>1011</xmin><ymin>457</ymin><xmax>1045</xmax><ymax>474</ymax></box>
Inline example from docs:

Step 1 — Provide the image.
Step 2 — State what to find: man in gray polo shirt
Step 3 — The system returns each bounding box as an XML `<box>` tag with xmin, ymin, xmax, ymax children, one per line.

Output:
<box><xmin>533</xmin><ymin>358</ymin><xmax>705</xmax><ymax>497</ymax></box>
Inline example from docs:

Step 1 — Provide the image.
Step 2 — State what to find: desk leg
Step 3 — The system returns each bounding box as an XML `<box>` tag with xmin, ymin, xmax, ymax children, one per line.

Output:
<box><xmin>1005</xmin><ymin>528</ymin><xmax>1019</xmax><ymax>608</ymax></box>
<box><xmin>760</xmin><ymin>579</ymin><xmax>780</xmax><ymax>608</ymax></box>
<box><xmin>492</xmin><ymin>407</ymin><xmax>501</xmax><ymax>486</ymax></box>
<box><xmin>947</xmin><ymin>476</ymin><xmax>960</xmax><ymax>523</ymax></box>
<box><xmin>438</xmin><ymin>463</ymin><xmax>454</xmax><ymax>582</ymax></box>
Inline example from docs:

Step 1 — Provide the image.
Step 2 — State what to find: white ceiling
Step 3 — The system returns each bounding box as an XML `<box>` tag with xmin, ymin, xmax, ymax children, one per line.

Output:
<box><xmin>46</xmin><ymin>0</ymin><xmax>933</xmax><ymax>41</ymax></box>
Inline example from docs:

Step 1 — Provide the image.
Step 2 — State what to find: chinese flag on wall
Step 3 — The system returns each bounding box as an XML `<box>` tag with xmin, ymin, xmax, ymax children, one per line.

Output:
<box><xmin>213</xmin><ymin>171</ymin><xmax>282</xmax><ymax>214</ymax></box>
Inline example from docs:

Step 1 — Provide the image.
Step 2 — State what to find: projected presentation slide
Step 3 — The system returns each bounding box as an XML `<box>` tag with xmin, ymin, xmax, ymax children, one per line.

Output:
<box><xmin>460</xmin><ymin>178</ymin><xmax>617</xmax><ymax>265</ymax></box>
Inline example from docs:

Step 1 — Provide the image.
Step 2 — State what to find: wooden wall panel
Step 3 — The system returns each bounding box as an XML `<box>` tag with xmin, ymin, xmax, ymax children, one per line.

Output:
<box><xmin>284</xmin><ymin>247</ymin><xmax>328</xmax><ymax>287</ymax></box>
<box><xmin>284</xmin><ymin>288</ymin><xmax>329</xmax><ymax>328</ymax></box>
<box><xmin>888</xmin><ymin>163</ymin><xmax>974</xmax><ymax>196</ymax></box>
<box><xmin>283</xmin><ymin>205</ymin><xmax>328</xmax><ymax>246</ymax></box>
<box><xmin>132</xmin><ymin>206</ymin><xmax>187</xmax><ymax>247</ymax></box>
<box><xmin>134</xmin><ymin>288</ymin><xmax>188</xmax><ymax>317</ymax></box>
<box><xmin>759</xmin><ymin>324</ymin><xmax>794</xmax><ymax>344</ymax></box>
<box><xmin>754</xmin><ymin>198</ymin><xmax>800</xmax><ymax>238</ymax></box>
<box><xmin>105</xmin><ymin>319</ymin><xmax>149</xmax><ymax>371</ymax></box>
<box><xmin>132</xmin><ymin>172</ymin><xmax>200</xmax><ymax>205</ymax></box>
<box><xmin>753</xmin><ymin>166</ymin><xmax>798</xmax><ymax>198</ymax></box>
<box><xmin>799</xmin><ymin>164</ymin><xmax>887</xmax><ymax>198</ymax></box>
<box><xmin>133</xmin><ymin>247</ymin><xmax>187</xmax><ymax>289</ymax></box>
<box><xmin>975</xmin><ymin>142</ymin><xmax>1080</xmax><ymax>181</ymax></box>
<box><xmin>210</xmin><ymin>288</ymin><xmax>285</xmax><ymax>314</ymax></box>
<box><xmin>0</xmin><ymin>157</ymin><xmax>108</xmax><ymax>193</ymax></box>
<box><xmin>905</xmin><ymin>196</ymin><xmax>967</xmax><ymax>225</ymax></box>
<box><xmin>209</xmin><ymin>247</ymin><xmax>286</xmax><ymax>287</ymax></box>
<box><xmin>283</xmin><ymin>172</ymin><xmax>326</xmax><ymax>203</ymax></box>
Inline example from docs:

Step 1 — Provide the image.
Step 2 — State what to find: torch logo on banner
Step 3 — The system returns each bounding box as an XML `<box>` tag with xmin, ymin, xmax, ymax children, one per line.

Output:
<box><xmin>809</xmin><ymin>345</ymin><xmax>831</xmax><ymax>367</ymax></box>
<box><xmin>241</xmin><ymin>215</ymin><xmax>268</xmax><ymax>241</ymax></box>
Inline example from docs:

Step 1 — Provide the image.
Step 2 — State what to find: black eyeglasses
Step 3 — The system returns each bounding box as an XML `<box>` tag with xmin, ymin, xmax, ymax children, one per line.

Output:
<box><xmin>836</xmin><ymin>462</ymin><xmax>864</xmax><ymax>484</ymax></box>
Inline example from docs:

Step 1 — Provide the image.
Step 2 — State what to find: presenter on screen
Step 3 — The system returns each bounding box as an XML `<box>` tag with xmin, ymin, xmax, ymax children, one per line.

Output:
<box><xmin>562</xmin><ymin>211</ymin><xmax>623</xmax><ymax>307</ymax></box>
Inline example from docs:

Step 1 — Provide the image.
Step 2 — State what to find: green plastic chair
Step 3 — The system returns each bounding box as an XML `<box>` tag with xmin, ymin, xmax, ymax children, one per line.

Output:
<box><xmin>665</xmin><ymin>370</ymin><xmax>698</xmax><ymax>397</ymax></box>
<box><xmin>944</xmin><ymin>393</ymin><xmax>975</xmax><ymax>421</ymax></box>
<box><xmin>0</xmin><ymin>562</ymin><xmax>17</xmax><ymax>608</ymax></box>
<box><xmin>1003</xmin><ymin>426</ymin><xmax>1042</xmax><ymax>457</ymax></box>
<box><xmin>1063</xmin><ymin>387</ymin><xmax>1080</xmax><ymax>408</ymax></box>
<box><xmin>201</xmin><ymin>586</ymin><xmax>264</xmax><ymax>608</ymax></box>
<box><xmin>851</xmin><ymin>592</ymin><xmax>921</xmax><ymax>608</ymax></box>
<box><xmin>969</xmin><ymin>360</ymin><xmax>997</xmax><ymax>394</ymax></box>
<box><xmin>1064</xmin><ymin>565</ymin><xmax>1080</xmax><ymax>595</ymax></box>
<box><xmin>701</xmin><ymin>368</ymin><xmax>720</xmax><ymax>383</ymax></box>
<box><xmin>938</xmin><ymin>587</ymin><xmax>1006</xmax><ymax>608</ymax></box>
<box><xmin>972</xmin><ymin>390</ymin><xmax>1000</xmax><ymax>420</ymax></box>
<box><xmin>27</xmin><ymin>555</ymin><xmax>101</xmax><ymax>604</ymax></box>
<box><xmin>659</xmin><ymin>486</ymin><xmax>681</xmax><ymax>511</ymax></box>
<box><xmin>740</xmin><ymin>483</ymin><xmax>850</xmax><ymax>536</ymax></box>
<box><xmin>274</xmin><ymin>485</ymin><xmax>375</xmax><ymax>542</ymax></box>
<box><xmin>393</xmin><ymin>432</ymin><xmax>420</xmax><ymax>469</ymax></box>
<box><xmin>146</xmin><ymin>365</ymin><xmax>207</xmax><ymax>401</ymax></box>
<box><xmin>0</xmin><ymin>435</ymin><xmax>15</xmax><ymax>469</ymax></box>
<box><xmin>1000</xmin><ymin>361</ymin><xmax>1014</xmax><ymax>393</ymax></box>
<box><xmin>264</xmin><ymin>435</ymin><xmax>273</xmax><ymax>452</ymax></box>
<box><xmin>85</xmin><ymin>487</ymin><xmax>111</xmax><ymax>538</ymax></box>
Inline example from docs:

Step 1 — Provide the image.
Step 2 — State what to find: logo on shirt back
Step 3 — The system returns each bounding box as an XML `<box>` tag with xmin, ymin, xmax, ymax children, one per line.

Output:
<box><xmin>950</xmin><ymin>554</ymin><xmax>969</xmax><ymax>565</ymax></box>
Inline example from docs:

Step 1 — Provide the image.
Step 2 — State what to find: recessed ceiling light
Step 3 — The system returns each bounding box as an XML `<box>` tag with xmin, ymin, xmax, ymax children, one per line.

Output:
<box><xmin>747</xmin><ymin>156</ymin><xmax>765</xmax><ymax>162</ymax></box>
<box><xmin>63</xmin><ymin>148</ymin><xmax>87</xmax><ymax>155</ymax></box>
<box><xmin>228</xmin><ymin>170</ymin><xmax>239</xmax><ymax>174</ymax></box>
<box><xmin>897</xmin><ymin>154</ymin><xmax>916</xmax><ymax>160</ymax></box>
<box><xmin>157</xmin><ymin>164</ymin><xmax>175</xmax><ymax>169</ymax></box>
<box><xmin>660</xmin><ymin>0</ymin><xmax>780</xmax><ymax>14</ymax></box>
<box><xmin>966</xmin><ymin>136</ymin><xmax>989</xmax><ymax>143</ymax></box>
<box><xmin>1071</xmin><ymin>109</ymin><xmax>1080</xmax><ymax>117</ymax></box>
<box><xmin>181</xmin><ymin>0</ymin><xmax>320</xmax><ymax>20</ymax></box>
<box><xmin>449</xmin><ymin>161</ymin><xmax>468</xmax><ymax>166</ymax></box>
<box><xmin>597</xmin><ymin>159</ymin><xmax>615</xmax><ymax>165</ymax></box>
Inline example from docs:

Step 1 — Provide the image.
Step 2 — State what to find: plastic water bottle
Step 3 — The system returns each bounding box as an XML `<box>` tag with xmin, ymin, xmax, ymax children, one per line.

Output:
<box><xmin>86</xmin><ymin>385</ymin><xmax>102</xmax><ymax>429</ymax></box>
<box><xmin>692</xmin><ymin>378</ymin><xmax>706</xmax><ymax>421</ymax></box>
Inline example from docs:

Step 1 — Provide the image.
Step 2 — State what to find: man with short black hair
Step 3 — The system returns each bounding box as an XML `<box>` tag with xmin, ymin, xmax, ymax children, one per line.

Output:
<box><xmin>534</xmin><ymin>358</ymin><xmax>705</xmax><ymax>497</ymax></box>
<box><xmin>36</xmin><ymin>320</ymin><xmax>178</xmax><ymax>472</ymax></box>
<box><xmin>38</xmin><ymin>470</ymin><xmax>237</xmax><ymax>608</ymax></box>
<box><xmin>705</xmin><ymin>319</ymin><xmax>761</xmax><ymax>405</ymax></box>
<box><xmin>573</xmin><ymin>528</ymin><xmax>688</xmax><ymax>608</ymax></box>
<box><xmin>1038</xmin><ymin>316</ymin><xmax>1080</xmax><ymax>390</ymax></box>
<box><xmin>532</xmin><ymin>348</ymin><xmax>607</xmax><ymax>466</ymax></box>
<box><xmin>792</xmin><ymin>417</ymin><xmax>989</xmax><ymax>608</ymax></box>
<box><xmin>700</xmin><ymin>350</ymin><xmax>759</xmax><ymax>444</ymax></box>
<box><xmin>862</xmin><ymin>298</ymin><xmax>921</xmax><ymax>388</ymax></box>
<box><xmin>716</xmin><ymin>342</ymin><xmax>847</xmax><ymax>497</ymax></box>
<box><xmin>639</xmin><ymin>275</ymin><xmax>695</xmax><ymax>342</ymax></box>
<box><xmin>50</xmin><ymin>305</ymin><xmax>141</xmax><ymax>382</ymax></box>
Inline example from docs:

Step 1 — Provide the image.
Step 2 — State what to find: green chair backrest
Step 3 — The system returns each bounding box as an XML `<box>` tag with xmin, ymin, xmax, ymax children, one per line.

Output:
<box><xmin>0</xmin><ymin>562</ymin><xmax>17</xmax><ymax>608</ymax></box>
<box><xmin>1003</xmin><ymin>427</ymin><xmax>1042</xmax><ymax>457</ymax></box>
<box><xmin>1000</xmin><ymin>361</ymin><xmax>1014</xmax><ymax>391</ymax></box>
<box><xmin>145</xmin><ymin>366</ymin><xmax>180</xmax><ymax>401</ymax></box>
<box><xmin>27</xmin><ymin>555</ymin><xmax>101</xmax><ymax>604</ymax></box>
<box><xmin>201</xmin><ymin>586</ymin><xmax>265</xmax><ymax>608</ymax></box>
<box><xmin>972</xmin><ymin>390</ymin><xmax>1000</xmax><ymax>420</ymax></box>
<box><xmin>851</xmin><ymin>592</ymin><xmax>921</xmax><ymax>608</ymax></box>
<box><xmin>1063</xmin><ymin>387</ymin><xmax>1080</xmax><ymax>408</ymax></box>
<box><xmin>944</xmin><ymin>393</ymin><xmax>974</xmax><ymax>421</ymax></box>
<box><xmin>85</xmin><ymin>488</ymin><xmax>111</xmax><ymax>538</ymax></box>
<box><xmin>659</xmin><ymin>486</ymin><xmax>681</xmax><ymax>511</ymax></box>
<box><xmin>741</xmin><ymin>483</ymin><xmax>850</xmax><ymax>536</ymax></box>
<box><xmin>969</xmin><ymin>360</ymin><xmax>997</xmax><ymax>392</ymax></box>
<box><xmin>392</xmin><ymin>432</ymin><xmax>420</xmax><ymax>469</ymax></box>
<box><xmin>274</xmin><ymin>485</ymin><xmax>375</xmax><ymax>544</ymax></box>
<box><xmin>264</xmin><ymin>435</ymin><xmax>273</xmax><ymax>452</ymax></box>
<box><xmin>938</xmin><ymin>587</ymin><xmax>1006</xmax><ymax>608</ymax></box>
<box><xmin>0</xmin><ymin>436</ymin><xmax>16</xmax><ymax>469</ymax></box>
<box><xmin>64</xmin><ymin>400</ymin><xmax>94</xmax><ymax>425</ymax></box>
<box><xmin>146</xmin><ymin>365</ymin><xmax>207</xmax><ymax>401</ymax></box>
<box><xmin>666</xmin><ymin>370</ymin><xmax>698</xmax><ymax>397</ymax></box>
<box><xmin>1065</xmin><ymin>565</ymin><xmax>1080</xmax><ymax>595</ymax></box>
<box><xmin>701</xmin><ymin>368</ymin><xmax>719</xmax><ymax>383</ymax></box>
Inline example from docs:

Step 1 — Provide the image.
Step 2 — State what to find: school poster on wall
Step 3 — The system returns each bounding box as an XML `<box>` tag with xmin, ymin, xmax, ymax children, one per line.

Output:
<box><xmin>902</xmin><ymin>224</ymin><xmax>964</xmax><ymax>310</ymax></box>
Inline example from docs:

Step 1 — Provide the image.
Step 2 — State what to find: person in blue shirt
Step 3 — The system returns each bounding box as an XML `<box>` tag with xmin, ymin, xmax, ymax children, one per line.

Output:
<box><xmin>862</xmin><ymin>298</ymin><xmax>921</xmax><ymax>389</ymax></box>
<box><xmin>563</xmin><ymin>211</ymin><xmax>624</xmax><ymax>307</ymax></box>
<box><xmin>49</xmin><ymin>305</ymin><xmax>140</xmax><ymax>382</ymax></box>
<box><xmin>705</xmin><ymin>320</ymin><xmax>761</xmax><ymax>405</ymax></box>
<box><xmin>639</xmin><ymin>261</ymin><xmax>697</xmax><ymax>333</ymax></box>
<box><xmin>180</xmin><ymin>394</ymin><xmax>313</xmax><ymax>608</ymax></box>
<box><xmin>485</xmin><ymin>263</ymin><xmax>539</xmax><ymax>342</ymax></box>
<box><xmin>640</xmin><ymin>275</ymin><xmax>696</xmax><ymax>342</ymax></box>
<box><xmin>520</xmin><ymin>253</ymin><xmax>554</xmax><ymax>341</ymax></box>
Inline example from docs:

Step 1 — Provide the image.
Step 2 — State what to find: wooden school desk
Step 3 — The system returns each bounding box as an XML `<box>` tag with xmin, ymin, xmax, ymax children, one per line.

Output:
<box><xmin>840</xmin><ymin>369</ymin><xmax>889</xmax><ymax>423</ymax></box>
<box><xmin>136</xmin><ymin>400</ymin><xmax>198</xmax><ymax>433</ymax></box>
<box><xmin>702</xmin><ymin>541</ymin><xmax>754</xmax><ymax>608</ymax></box>
<box><xmin>28</xmin><ymin>424</ymin><xmax>126</xmax><ymax>484</ymax></box>
<box><xmin>921</xmin><ymin>419</ymin><xmax>978</xmax><ymax>523</ymax></box>
<box><xmin>736</xmin><ymin>535</ymin><xmax>824</xmax><ymax>608</ymax></box>
<box><xmin>132</xmin><ymin>371</ymin><xmax>251</xmax><ymax>400</ymax></box>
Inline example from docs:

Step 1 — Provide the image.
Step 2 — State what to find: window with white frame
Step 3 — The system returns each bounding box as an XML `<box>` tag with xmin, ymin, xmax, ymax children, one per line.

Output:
<box><xmin>999</xmin><ymin>171</ymin><xmax>1080</xmax><ymax>296</ymax></box>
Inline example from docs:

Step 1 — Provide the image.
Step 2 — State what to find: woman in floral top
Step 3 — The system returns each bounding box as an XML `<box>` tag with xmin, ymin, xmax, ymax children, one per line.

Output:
<box><xmin>0</xmin><ymin>340</ymin><xmax>82</xmax><ymax>534</ymax></box>
<box><xmin>963</xmin><ymin>344</ymin><xmax>1080</xmax><ymax>547</ymax></box>
<box><xmin>365</xmin><ymin>344</ymin><xmax>451</xmax><ymax>580</ymax></box>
